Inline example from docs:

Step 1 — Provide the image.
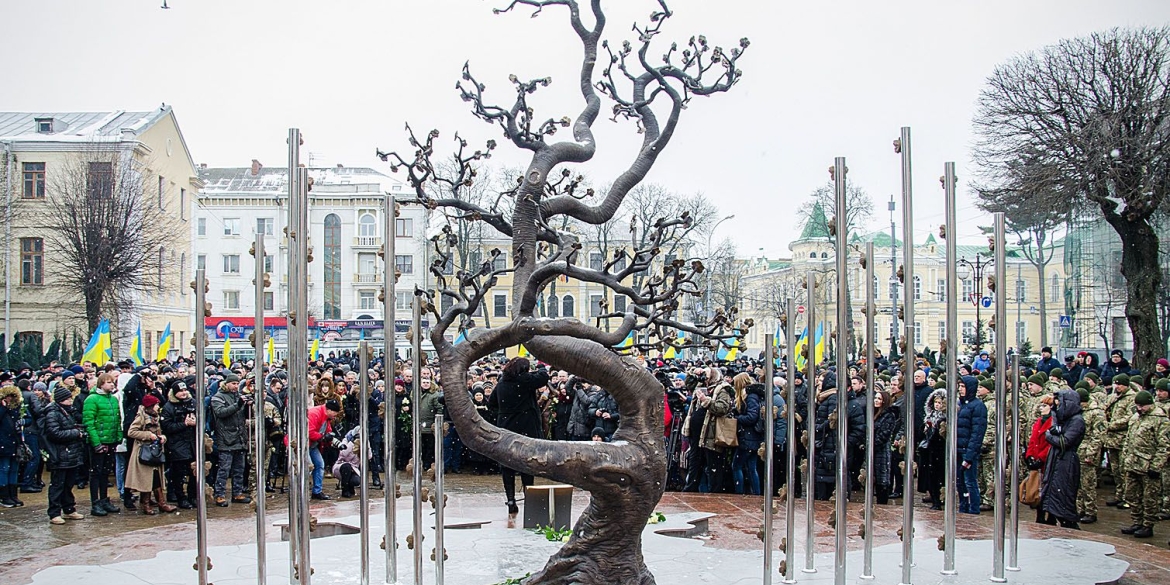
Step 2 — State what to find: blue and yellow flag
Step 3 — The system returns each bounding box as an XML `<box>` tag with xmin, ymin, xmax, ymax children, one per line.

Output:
<box><xmin>793</xmin><ymin>326</ymin><xmax>810</xmax><ymax>371</ymax></box>
<box><xmin>795</xmin><ymin>323</ymin><xmax>825</xmax><ymax>370</ymax></box>
<box><xmin>663</xmin><ymin>330</ymin><xmax>685</xmax><ymax>360</ymax></box>
<box><xmin>155</xmin><ymin>323</ymin><xmax>172</xmax><ymax>362</ymax></box>
<box><xmin>453</xmin><ymin>330</ymin><xmax>467</xmax><ymax>345</ymax></box>
<box><xmin>222</xmin><ymin>337</ymin><xmax>232</xmax><ymax>367</ymax></box>
<box><xmin>129</xmin><ymin>324</ymin><xmax>145</xmax><ymax>366</ymax></box>
<box><xmin>266</xmin><ymin>335</ymin><xmax>276</xmax><ymax>363</ymax></box>
<box><xmin>81</xmin><ymin>319</ymin><xmax>112</xmax><ymax>365</ymax></box>
<box><xmin>310</xmin><ymin>337</ymin><xmax>320</xmax><ymax>361</ymax></box>
<box><xmin>614</xmin><ymin>332</ymin><xmax>634</xmax><ymax>350</ymax></box>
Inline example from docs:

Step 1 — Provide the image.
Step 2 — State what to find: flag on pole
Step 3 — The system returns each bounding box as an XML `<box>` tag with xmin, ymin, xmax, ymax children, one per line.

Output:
<box><xmin>81</xmin><ymin>319</ymin><xmax>112</xmax><ymax>365</ymax></box>
<box><xmin>129</xmin><ymin>324</ymin><xmax>145</xmax><ymax>366</ymax></box>
<box><xmin>810</xmin><ymin>322</ymin><xmax>825</xmax><ymax>367</ymax></box>
<box><xmin>793</xmin><ymin>326</ymin><xmax>810</xmax><ymax>370</ymax></box>
<box><xmin>663</xmin><ymin>330</ymin><xmax>684</xmax><ymax>360</ymax></box>
<box><xmin>614</xmin><ymin>332</ymin><xmax>634</xmax><ymax>350</ymax></box>
<box><xmin>267</xmin><ymin>335</ymin><xmax>275</xmax><ymax>363</ymax></box>
<box><xmin>453</xmin><ymin>330</ymin><xmax>467</xmax><ymax>345</ymax></box>
<box><xmin>517</xmin><ymin>344</ymin><xmax>529</xmax><ymax>357</ymax></box>
<box><xmin>310</xmin><ymin>337</ymin><xmax>320</xmax><ymax>361</ymax></box>
<box><xmin>155</xmin><ymin>323</ymin><xmax>172</xmax><ymax>362</ymax></box>
<box><xmin>222</xmin><ymin>337</ymin><xmax>232</xmax><ymax>367</ymax></box>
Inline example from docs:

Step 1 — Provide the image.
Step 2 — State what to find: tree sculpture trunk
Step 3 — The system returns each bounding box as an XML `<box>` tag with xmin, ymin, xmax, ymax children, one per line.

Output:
<box><xmin>1108</xmin><ymin>213</ymin><xmax>1163</xmax><ymax>372</ymax></box>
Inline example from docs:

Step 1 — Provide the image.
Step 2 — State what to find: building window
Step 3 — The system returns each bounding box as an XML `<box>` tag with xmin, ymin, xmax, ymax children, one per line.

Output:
<box><xmin>589</xmin><ymin>252</ymin><xmax>604</xmax><ymax>271</ymax></box>
<box><xmin>158</xmin><ymin>176</ymin><xmax>165</xmax><ymax>210</ymax></box>
<box><xmin>222</xmin><ymin>254</ymin><xmax>240</xmax><ymax>274</ymax></box>
<box><xmin>223</xmin><ymin>291</ymin><xmax>240</xmax><ymax>310</ymax></box>
<box><xmin>358</xmin><ymin>253</ymin><xmax>376</xmax><ymax>280</ymax></box>
<box><xmin>257</xmin><ymin>217</ymin><xmax>274</xmax><ymax>236</ymax></box>
<box><xmin>492</xmin><ymin>254</ymin><xmax>507</xmax><ymax>272</ymax></box>
<box><xmin>962</xmin><ymin>320</ymin><xmax>975</xmax><ymax>344</ymax></box>
<box><xmin>1050</xmin><ymin>320</ymin><xmax>1061</xmax><ymax>345</ymax></box>
<box><xmin>913</xmin><ymin>275</ymin><xmax>921</xmax><ymax>300</ymax></box>
<box><xmin>395</xmin><ymin>291</ymin><xmax>412</xmax><ymax>311</ymax></box>
<box><xmin>395</xmin><ymin>254</ymin><xmax>413</xmax><ymax>275</ymax></box>
<box><xmin>1016</xmin><ymin>279</ymin><xmax>1026</xmax><ymax>302</ymax></box>
<box><xmin>439</xmin><ymin>256</ymin><xmax>454</xmax><ymax>275</ymax></box>
<box><xmin>22</xmin><ymin>162</ymin><xmax>45</xmax><ymax>199</ymax></box>
<box><xmin>264</xmin><ymin>291</ymin><xmax>275</xmax><ymax>311</ymax></box>
<box><xmin>197</xmin><ymin>254</ymin><xmax>206</xmax><ymax>271</ymax></box>
<box><xmin>197</xmin><ymin>217</ymin><xmax>206</xmax><ymax>236</ymax></box>
<box><xmin>35</xmin><ymin>118</ymin><xmax>52</xmax><ymax>133</ymax></box>
<box><xmin>872</xmin><ymin>276</ymin><xmax>879</xmax><ymax>300</ymax></box>
<box><xmin>1049</xmin><ymin>274</ymin><xmax>1060</xmax><ymax>303</ymax></box>
<box><xmin>396</xmin><ymin>218</ymin><xmax>413</xmax><ymax>238</ymax></box>
<box><xmin>546</xmin><ymin>294</ymin><xmax>559</xmax><ymax>318</ymax></box>
<box><xmin>264</xmin><ymin>254</ymin><xmax>274</xmax><ymax>274</ymax></box>
<box><xmin>494</xmin><ymin>294</ymin><xmax>508</xmax><ymax>317</ymax></box>
<box><xmin>937</xmin><ymin>279</ymin><xmax>946</xmax><ymax>303</ymax></box>
<box><xmin>614</xmin><ymin>295</ymin><xmax>627</xmax><ymax>313</ymax></box>
<box><xmin>158</xmin><ymin>247</ymin><xmax>165</xmax><ymax>289</ymax></box>
<box><xmin>1015</xmin><ymin>321</ymin><xmax>1026</xmax><ymax>345</ymax></box>
<box><xmin>180</xmin><ymin>188</ymin><xmax>187</xmax><ymax>220</ymax></box>
<box><xmin>20</xmin><ymin>237</ymin><xmax>43</xmax><ymax>285</ymax></box>
<box><xmin>180</xmin><ymin>253</ymin><xmax>187</xmax><ymax>294</ymax></box>
<box><xmin>223</xmin><ymin>218</ymin><xmax>241</xmax><ymax>236</ymax></box>
<box><xmin>961</xmin><ymin>278</ymin><xmax>974</xmax><ymax>303</ymax></box>
<box><xmin>323</xmin><ymin>213</ymin><xmax>342</xmax><ymax>319</ymax></box>
<box><xmin>938</xmin><ymin>320</ymin><xmax>947</xmax><ymax>343</ymax></box>
<box><xmin>359</xmin><ymin>213</ymin><xmax>377</xmax><ymax>237</ymax></box>
<box><xmin>888</xmin><ymin>279</ymin><xmax>899</xmax><ymax>301</ymax></box>
<box><xmin>87</xmin><ymin>162</ymin><xmax>113</xmax><ymax>198</ymax></box>
<box><xmin>360</xmin><ymin>291</ymin><xmax>377</xmax><ymax>311</ymax></box>
<box><xmin>562</xmin><ymin>295</ymin><xmax>575</xmax><ymax>318</ymax></box>
<box><xmin>914</xmin><ymin>321</ymin><xmax>923</xmax><ymax>346</ymax></box>
<box><xmin>589</xmin><ymin>294</ymin><xmax>604</xmax><ymax>317</ymax></box>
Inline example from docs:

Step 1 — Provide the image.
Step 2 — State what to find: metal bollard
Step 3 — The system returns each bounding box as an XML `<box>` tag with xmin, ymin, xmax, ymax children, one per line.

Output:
<box><xmin>763</xmin><ymin>334</ymin><xmax>775</xmax><ymax>585</ymax></box>
<box><xmin>832</xmin><ymin>156</ymin><xmax>849</xmax><ymax>585</ymax></box>
<box><xmin>942</xmin><ymin>162</ymin><xmax>959</xmax><ymax>575</ymax></box>
<box><xmin>254</xmin><ymin>232</ymin><xmax>268</xmax><ymax>585</ymax></box>
<box><xmin>434</xmin><ymin>414</ymin><xmax>446</xmax><ymax>585</ymax></box>
<box><xmin>862</xmin><ymin>243</ymin><xmax>876</xmax><ymax>581</ymax></box>
<box><xmin>782</xmin><ymin>301</ymin><xmax>797</xmax><ymax>584</ymax></box>
<box><xmin>360</xmin><ymin>342</ymin><xmax>372</xmax><ymax>585</ymax></box>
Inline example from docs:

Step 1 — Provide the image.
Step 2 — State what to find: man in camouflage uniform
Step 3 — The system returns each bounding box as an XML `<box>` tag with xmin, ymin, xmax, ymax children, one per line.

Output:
<box><xmin>1045</xmin><ymin>368</ymin><xmax>1071</xmax><ymax>395</ymax></box>
<box><xmin>1119</xmin><ymin>390</ymin><xmax>1170</xmax><ymax>538</ymax></box>
<box><xmin>977</xmin><ymin>378</ymin><xmax>998</xmax><ymax>511</ymax></box>
<box><xmin>1020</xmin><ymin>373</ymin><xmax>1047</xmax><ymax>438</ymax></box>
<box><xmin>1104</xmin><ymin>374</ymin><xmax>1137</xmax><ymax>508</ymax></box>
<box><xmin>1155</xmin><ymin>379</ymin><xmax>1170</xmax><ymax>520</ymax></box>
<box><xmin>1085</xmin><ymin>372</ymin><xmax>1108</xmax><ymax>411</ymax></box>
<box><xmin>1075</xmin><ymin>384</ymin><xmax>1105</xmax><ymax>523</ymax></box>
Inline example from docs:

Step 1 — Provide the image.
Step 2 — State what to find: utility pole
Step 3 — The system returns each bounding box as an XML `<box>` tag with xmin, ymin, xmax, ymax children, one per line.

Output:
<box><xmin>888</xmin><ymin>195</ymin><xmax>899</xmax><ymax>360</ymax></box>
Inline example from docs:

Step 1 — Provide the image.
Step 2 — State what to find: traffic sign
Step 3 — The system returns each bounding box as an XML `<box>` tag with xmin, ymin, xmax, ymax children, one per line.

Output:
<box><xmin>797</xmin><ymin>305</ymin><xmax>805</xmax><ymax>315</ymax></box>
<box><xmin>1059</xmin><ymin>315</ymin><xmax>1072</xmax><ymax>328</ymax></box>
<box><xmin>981</xmin><ymin>296</ymin><xmax>993</xmax><ymax>308</ymax></box>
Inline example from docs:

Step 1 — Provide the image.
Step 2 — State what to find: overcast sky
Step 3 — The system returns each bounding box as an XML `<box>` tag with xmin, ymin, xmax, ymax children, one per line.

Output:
<box><xmin>4</xmin><ymin>0</ymin><xmax>1168</xmax><ymax>258</ymax></box>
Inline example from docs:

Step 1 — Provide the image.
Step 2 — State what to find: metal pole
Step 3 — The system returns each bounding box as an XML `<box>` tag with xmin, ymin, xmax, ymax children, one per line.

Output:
<box><xmin>942</xmin><ymin>162</ymin><xmax>958</xmax><ymax>575</ymax></box>
<box><xmin>862</xmin><ymin>242</ymin><xmax>876</xmax><ymax>581</ymax></box>
<box><xmin>763</xmin><ymin>333</ymin><xmax>775</xmax><ymax>585</ymax></box>
<box><xmin>897</xmin><ymin>126</ymin><xmax>915</xmax><ymax>585</ymax></box>
<box><xmin>782</xmin><ymin>300</ymin><xmax>797</xmax><ymax>585</ymax></box>
<box><xmin>382</xmin><ymin>195</ymin><xmax>398</xmax><ymax>584</ymax></box>
<box><xmin>411</xmin><ymin>294</ymin><xmax>424</xmax><ymax>585</ymax></box>
<box><xmin>360</xmin><ymin>342</ymin><xmax>372</xmax><ymax>585</ymax></box>
<box><xmin>832</xmin><ymin>157</ymin><xmax>849</xmax><ymax>585</ymax></box>
<box><xmin>991</xmin><ymin>212</ymin><xmax>1008</xmax><ymax>583</ymax></box>
<box><xmin>194</xmin><ymin>268</ymin><xmax>210</xmax><ymax>585</ymax></box>
<box><xmin>287</xmin><ymin>129</ymin><xmax>312</xmax><ymax>585</ymax></box>
<box><xmin>254</xmin><ymin>233</ymin><xmax>268</xmax><ymax>585</ymax></box>
<box><xmin>1007</xmin><ymin>353</ymin><xmax>1021</xmax><ymax>572</ymax></box>
<box><xmin>434</xmin><ymin>413</ymin><xmax>445</xmax><ymax>585</ymax></box>
<box><xmin>803</xmin><ymin>269</ymin><xmax>817</xmax><ymax>575</ymax></box>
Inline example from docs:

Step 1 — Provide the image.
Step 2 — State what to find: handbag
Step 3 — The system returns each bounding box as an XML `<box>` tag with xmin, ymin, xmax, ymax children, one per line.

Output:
<box><xmin>139</xmin><ymin>440</ymin><xmax>166</xmax><ymax>466</ymax></box>
<box><xmin>1019</xmin><ymin>469</ymin><xmax>1042</xmax><ymax>506</ymax></box>
<box><xmin>16</xmin><ymin>442</ymin><xmax>32</xmax><ymax>464</ymax></box>
<box><xmin>714</xmin><ymin>415</ymin><xmax>739</xmax><ymax>449</ymax></box>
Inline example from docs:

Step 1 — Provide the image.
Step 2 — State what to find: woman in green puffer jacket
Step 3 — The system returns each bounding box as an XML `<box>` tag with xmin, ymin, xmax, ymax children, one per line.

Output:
<box><xmin>82</xmin><ymin>373</ymin><xmax>122</xmax><ymax>517</ymax></box>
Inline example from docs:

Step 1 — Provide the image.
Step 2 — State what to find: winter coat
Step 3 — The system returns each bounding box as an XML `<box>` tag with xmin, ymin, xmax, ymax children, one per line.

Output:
<box><xmin>1077</xmin><ymin>398</ymin><xmax>1106</xmax><ymax>465</ymax></box>
<box><xmin>771</xmin><ymin>386</ymin><xmax>788</xmax><ymax>447</ymax></box>
<box><xmin>733</xmin><ymin>384</ymin><xmax>766</xmax><ymax>451</ymax></box>
<box><xmin>955</xmin><ymin>390</ymin><xmax>989</xmax><ymax>465</ymax></box>
<box><xmin>917</xmin><ymin>389</ymin><xmax>948</xmax><ymax>494</ymax></box>
<box><xmin>1100</xmin><ymin>357</ymin><xmax>1130</xmax><ymax>382</ymax></box>
<box><xmin>1036</xmin><ymin>356</ymin><xmax>1061</xmax><ymax>375</ymax></box>
<box><xmin>125</xmin><ymin>406</ymin><xmax>165</xmax><ymax>493</ymax></box>
<box><xmin>912</xmin><ymin>382</ymin><xmax>933</xmax><ymax>436</ymax></box>
<box><xmin>0</xmin><ymin>396</ymin><xmax>23</xmax><ymax>458</ymax></box>
<box><xmin>568</xmin><ymin>386</ymin><xmax>599</xmax><ymax>440</ymax></box>
<box><xmin>698</xmin><ymin>382</ymin><xmax>735</xmax><ymax>451</ymax></box>
<box><xmin>813</xmin><ymin>389</ymin><xmax>839</xmax><ymax>484</ymax></box>
<box><xmin>1026</xmin><ymin>414</ymin><xmax>1054</xmax><ymax>467</ymax></box>
<box><xmin>1102</xmin><ymin>387</ymin><xmax>1137</xmax><ymax>450</ymax></box>
<box><xmin>160</xmin><ymin>389</ymin><xmax>198</xmax><ymax>462</ymax></box>
<box><xmin>418</xmin><ymin>388</ymin><xmax>445</xmax><ymax>433</ymax></box>
<box><xmin>332</xmin><ymin>437</ymin><xmax>361</xmax><ymax>477</ymax></box>
<box><xmin>82</xmin><ymin>389</ymin><xmax>122</xmax><ymax>447</ymax></box>
<box><xmin>872</xmin><ymin>406</ymin><xmax>899</xmax><ymax>487</ymax></box>
<box><xmin>488</xmin><ymin>369</ymin><xmax>549</xmax><ymax>440</ymax></box>
<box><xmin>306</xmin><ymin>404</ymin><xmax>335</xmax><ymax>446</ymax></box>
<box><xmin>210</xmin><ymin>389</ymin><xmax>249</xmax><ymax>451</ymax></box>
<box><xmin>121</xmin><ymin>374</ymin><xmax>161</xmax><ymax>436</ymax></box>
<box><xmin>1121</xmin><ymin>406</ymin><xmax>1170</xmax><ymax>474</ymax></box>
<box><xmin>1041</xmin><ymin>390</ymin><xmax>1085</xmax><ymax>522</ymax></box>
<box><xmin>42</xmin><ymin>401</ymin><xmax>86</xmax><ymax>469</ymax></box>
<box><xmin>589</xmin><ymin>391</ymin><xmax>621</xmax><ymax>439</ymax></box>
<box><xmin>1079</xmin><ymin>353</ymin><xmax>1101</xmax><ymax>382</ymax></box>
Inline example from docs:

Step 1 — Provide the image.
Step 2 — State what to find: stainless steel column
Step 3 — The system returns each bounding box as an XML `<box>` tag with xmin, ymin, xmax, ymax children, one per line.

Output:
<box><xmin>287</xmin><ymin>128</ymin><xmax>312</xmax><ymax>585</ymax></box>
<box><xmin>782</xmin><ymin>301</ymin><xmax>797</xmax><ymax>585</ymax></box>
<box><xmin>1008</xmin><ymin>353</ymin><xmax>1021</xmax><ymax>572</ymax></box>
<box><xmin>254</xmin><ymin>233</ymin><xmax>268</xmax><ymax>585</ymax></box>
<box><xmin>862</xmin><ymin>243</ymin><xmax>876</xmax><ymax>581</ymax></box>
<box><xmin>942</xmin><ymin>162</ymin><xmax>958</xmax><ymax>574</ymax></box>
<box><xmin>360</xmin><ymin>342</ymin><xmax>371</xmax><ymax>585</ymax></box>
<box><xmin>832</xmin><ymin>157</ymin><xmax>849</xmax><ymax>585</ymax></box>
<box><xmin>382</xmin><ymin>195</ymin><xmax>398</xmax><ymax>584</ymax></box>
<box><xmin>896</xmin><ymin>126</ymin><xmax>915</xmax><ymax>585</ymax></box>
<box><xmin>411</xmin><ymin>295</ymin><xmax>424</xmax><ymax>585</ymax></box>
<box><xmin>194</xmin><ymin>268</ymin><xmax>210</xmax><ymax>585</ymax></box>
<box><xmin>763</xmin><ymin>333</ymin><xmax>776</xmax><ymax>585</ymax></box>
<box><xmin>991</xmin><ymin>212</ymin><xmax>1008</xmax><ymax>583</ymax></box>
<box><xmin>434</xmin><ymin>413</ymin><xmax>445</xmax><ymax>585</ymax></box>
<box><xmin>804</xmin><ymin>269</ymin><xmax>817</xmax><ymax>575</ymax></box>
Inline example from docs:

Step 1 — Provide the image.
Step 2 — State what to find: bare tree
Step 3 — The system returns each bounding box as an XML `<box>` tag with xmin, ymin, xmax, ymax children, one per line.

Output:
<box><xmin>36</xmin><ymin>146</ymin><xmax>168</xmax><ymax>335</ymax></box>
<box><xmin>377</xmin><ymin>2</ymin><xmax>748</xmax><ymax>582</ymax></box>
<box><xmin>974</xmin><ymin>26</ymin><xmax>1170</xmax><ymax>371</ymax></box>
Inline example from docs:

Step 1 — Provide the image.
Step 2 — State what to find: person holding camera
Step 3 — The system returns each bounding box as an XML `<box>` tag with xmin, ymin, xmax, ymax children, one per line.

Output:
<box><xmin>43</xmin><ymin>386</ymin><xmax>88</xmax><ymax>524</ymax></box>
<box><xmin>160</xmin><ymin>378</ymin><xmax>199</xmax><ymax>509</ymax></box>
<box><xmin>209</xmin><ymin>373</ymin><xmax>252</xmax><ymax>507</ymax></box>
<box><xmin>305</xmin><ymin>399</ymin><xmax>343</xmax><ymax>500</ymax></box>
<box><xmin>82</xmin><ymin>372</ymin><xmax>122</xmax><ymax>517</ymax></box>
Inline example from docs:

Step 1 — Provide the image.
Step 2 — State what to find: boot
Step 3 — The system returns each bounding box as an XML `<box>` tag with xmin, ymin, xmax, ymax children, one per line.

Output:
<box><xmin>0</xmin><ymin>485</ymin><xmax>17</xmax><ymax>508</ymax></box>
<box><xmin>156</xmin><ymin>489</ymin><xmax>177</xmax><ymax>513</ymax></box>
<box><xmin>100</xmin><ymin>498</ymin><xmax>121</xmax><ymax>514</ymax></box>
<box><xmin>9</xmin><ymin>485</ymin><xmax>24</xmax><ymax>507</ymax></box>
<box><xmin>1134</xmin><ymin>525</ymin><xmax>1154</xmax><ymax>538</ymax></box>
<box><xmin>122</xmin><ymin>490</ymin><xmax>137</xmax><ymax>511</ymax></box>
<box><xmin>140</xmin><ymin>491</ymin><xmax>157</xmax><ymax>515</ymax></box>
<box><xmin>1079</xmin><ymin>515</ymin><xmax>1098</xmax><ymax>524</ymax></box>
<box><xmin>1121</xmin><ymin>524</ymin><xmax>1142</xmax><ymax>535</ymax></box>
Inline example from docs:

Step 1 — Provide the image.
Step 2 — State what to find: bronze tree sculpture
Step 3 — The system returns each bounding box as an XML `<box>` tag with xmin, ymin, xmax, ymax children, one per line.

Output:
<box><xmin>378</xmin><ymin>1</ymin><xmax>749</xmax><ymax>582</ymax></box>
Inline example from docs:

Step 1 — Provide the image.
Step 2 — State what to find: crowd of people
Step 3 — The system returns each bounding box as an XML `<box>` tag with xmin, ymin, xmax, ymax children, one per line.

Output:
<box><xmin>1</xmin><ymin>344</ymin><xmax>1168</xmax><ymax>549</ymax></box>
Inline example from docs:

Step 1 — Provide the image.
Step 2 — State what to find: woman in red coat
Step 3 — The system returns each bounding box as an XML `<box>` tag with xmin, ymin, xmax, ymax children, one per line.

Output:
<box><xmin>1025</xmin><ymin>394</ymin><xmax>1056</xmax><ymax>524</ymax></box>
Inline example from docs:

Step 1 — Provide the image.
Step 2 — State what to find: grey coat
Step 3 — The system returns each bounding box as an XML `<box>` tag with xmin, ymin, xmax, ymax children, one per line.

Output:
<box><xmin>210</xmin><ymin>390</ymin><xmax>248</xmax><ymax>451</ymax></box>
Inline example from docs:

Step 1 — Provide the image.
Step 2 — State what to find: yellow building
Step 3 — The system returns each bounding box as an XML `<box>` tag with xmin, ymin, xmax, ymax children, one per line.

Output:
<box><xmin>0</xmin><ymin>107</ymin><xmax>200</xmax><ymax>362</ymax></box>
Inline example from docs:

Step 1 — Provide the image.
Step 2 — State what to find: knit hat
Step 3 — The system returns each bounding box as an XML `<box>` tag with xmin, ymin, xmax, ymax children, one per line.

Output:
<box><xmin>1027</xmin><ymin>373</ymin><xmax>1047</xmax><ymax>387</ymax></box>
<box><xmin>1112</xmin><ymin>349</ymin><xmax>1124</xmax><ymax>357</ymax></box>
<box><xmin>32</xmin><ymin>381</ymin><xmax>47</xmax><ymax>392</ymax></box>
<box><xmin>1049</xmin><ymin>367</ymin><xmax>1064</xmax><ymax>380</ymax></box>
<box><xmin>1074</xmin><ymin>380</ymin><xmax>1091</xmax><ymax>391</ymax></box>
<box><xmin>69</xmin><ymin>365</ymin><xmax>84</xmax><ymax>376</ymax></box>
<box><xmin>53</xmin><ymin>386</ymin><xmax>72</xmax><ymax>403</ymax></box>
<box><xmin>1035</xmin><ymin>371</ymin><xmax>1049</xmax><ymax>383</ymax></box>
<box><xmin>1113</xmin><ymin>374</ymin><xmax>1130</xmax><ymax>387</ymax></box>
<box><xmin>979</xmin><ymin>379</ymin><xmax>994</xmax><ymax>391</ymax></box>
<box><xmin>1156</xmin><ymin>378</ymin><xmax>1170</xmax><ymax>393</ymax></box>
<box><xmin>1085</xmin><ymin>372</ymin><xmax>1101</xmax><ymax>383</ymax></box>
<box><xmin>222</xmin><ymin>373</ymin><xmax>240</xmax><ymax>383</ymax></box>
<box><xmin>141</xmin><ymin>394</ymin><xmax>161</xmax><ymax>409</ymax></box>
<box><xmin>1135</xmin><ymin>390</ymin><xmax>1154</xmax><ymax>406</ymax></box>
<box><xmin>1077</xmin><ymin>388</ymin><xmax>1090</xmax><ymax>403</ymax></box>
<box><xmin>1159</xmin><ymin>358</ymin><xmax>1170</xmax><ymax>369</ymax></box>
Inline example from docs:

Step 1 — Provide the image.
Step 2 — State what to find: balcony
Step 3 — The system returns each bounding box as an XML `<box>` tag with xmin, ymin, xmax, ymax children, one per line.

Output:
<box><xmin>353</xmin><ymin>236</ymin><xmax>382</xmax><ymax>248</ymax></box>
<box><xmin>354</xmin><ymin>272</ymin><xmax>381</xmax><ymax>284</ymax></box>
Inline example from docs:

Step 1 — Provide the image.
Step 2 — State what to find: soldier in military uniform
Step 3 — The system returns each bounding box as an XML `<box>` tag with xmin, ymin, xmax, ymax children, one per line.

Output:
<box><xmin>1046</xmin><ymin>368</ymin><xmax>1071</xmax><ymax>395</ymax></box>
<box><xmin>1155</xmin><ymin>379</ymin><xmax>1170</xmax><ymax>520</ymax></box>
<box><xmin>1119</xmin><ymin>390</ymin><xmax>1170</xmax><ymax>538</ymax></box>
<box><xmin>1104</xmin><ymin>374</ymin><xmax>1137</xmax><ymax>508</ymax></box>
<box><xmin>977</xmin><ymin>378</ymin><xmax>998</xmax><ymax>512</ymax></box>
<box><xmin>1075</xmin><ymin>384</ymin><xmax>1105</xmax><ymax>523</ymax></box>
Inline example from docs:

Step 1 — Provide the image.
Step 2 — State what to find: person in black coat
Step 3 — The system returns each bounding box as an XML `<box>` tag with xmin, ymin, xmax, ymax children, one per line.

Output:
<box><xmin>588</xmin><ymin>389</ymin><xmax>620</xmax><ymax>440</ymax></box>
<box><xmin>43</xmin><ymin>387</ymin><xmax>88</xmax><ymax>523</ymax></box>
<box><xmin>1040</xmin><ymin>388</ymin><xmax>1085</xmax><ymax>529</ymax></box>
<box><xmin>486</xmin><ymin>357</ymin><xmax>549</xmax><ymax>513</ymax></box>
<box><xmin>955</xmin><ymin>376</ymin><xmax>989</xmax><ymax>514</ymax></box>
<box><xmin>682</xmin><ymin>380</ymin><xmax>708</xmax><ymax>492</ymax></box>
<box><xmin>160</xmin><ymin>379</ymin><xmax>199</xmax><ymax>509</ymax></box>
<box><xmin>871</xmin><ymin>389</ymin><xmax>899</xmax><ymax>505</ymax></box>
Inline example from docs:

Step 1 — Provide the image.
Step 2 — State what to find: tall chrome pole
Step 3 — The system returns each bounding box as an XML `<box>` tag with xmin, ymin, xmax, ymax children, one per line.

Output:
<box><xmin>763</xmin><ymin>333</ymin><xmax>776</xmax><ymax>585</ymax></box>
<box><xmin>861</xmin><ymin>242</ymin><xmax>876</xmax><ymax>581</ymax></box>
<box><xmin>287</xmin><ymin>130</ymin><xmax>312</xmax><ymax>585</ymax></box>
<box><xmin>253</xmin><ymin>233</ymin><xmax>268</xmax><ymax>585</ymax></box>
<box><xmin>1008</xmin><ymin>353</ymin><xmax>1021</xmax><ymax>572</ymax></box>
<box><xmin>434</xmin><ymin>413</ymin><xmax>445</xmax><ymax>585</ymax></box>
<box><xmin>782</xmin><ymin>300</ymin><xmax>797</xmax><ymax>585</ymax></box>
<box><xmin>942</xmin><ymin>162</ymin><xmax>959</xmax><ymax>574</ymax></box>
<box><xmin>411</xmin><ymin>293</ymin><xmax>424</xmax><ymax>585</ymax></box>
<box><xmin>382</xmin><ymin>195</ymin><xmax>398</xmax><ymax>583</ymax></box>
<box><xmin>194</xmin><ymin>268</ymin><xmax>210</xmax><ymax>585</ymax></box>
<box><xmin>832</xmin><ymin>157</ymin><xmax>849</xmax><ymax>585</ymax></box>
<box><xmin>896</xmin><ymin>126</ymin><xmax>916</xmax><ymax>585</ymax></box>
<box><xmin>991</xmin><ymin>212</ymin><xmax>1008</xmax><ymax>583</ymax></box>
<box><xmin>360</xmin><ymin>342</ymin><xmax>372</xmax><ymax>585</ymax></box>
<box><xmin>803</xmin><ymin>269</ymin><xmax>817</xmax><ymax>575</ymax></box>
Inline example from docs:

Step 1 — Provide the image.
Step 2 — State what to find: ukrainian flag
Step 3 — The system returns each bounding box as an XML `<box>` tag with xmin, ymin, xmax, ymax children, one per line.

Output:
<box><xmin>663</xmin><ymin>330</ymin><xmax>685</xmax><ymax>360</ymax></box>
<box><xmin>453</xmin><ymin>330</ymin><xmax>467</xmax><ymax>345</ymax></box>
<box><xmin>222</xmin><ymin>337</ymin><xmax>232</xmax><ymax>367</ymax></box>
<box><xmin>267</xmin><ymin>335</ymin><xmax>276</xmax><ymax>363</ymax></box>
<box><xmin>795</xmin><ymin>323</ymin><xmax>825</xmax><ymax>371</ymax></box>
<box><xmin>310</xmin><ymin>336</ymin><xmax>320</xmax><ymax>361</ymax></box>
<box><xmin>81</xmin><ymin>319</ymin><xmax>112</xmax><ymax>365</ymax></box>
<box><xmin>155</xmin><ymin>323</ymin><xmax>172</xmax><ymax>362</ymax></box>
<box><xmin>613</xmin><ymin>332</ymin><xmax>634</xmax><ymax>351</ymax></box>
<box><xmin>792</xmin><ymin>326</ymin><xmax>810</xmax><ymax>370</ymax></box>
<box><xmin>129</xmin><ymin>324</ymin><xmax>145</xmax><ymax>366</ymax></box>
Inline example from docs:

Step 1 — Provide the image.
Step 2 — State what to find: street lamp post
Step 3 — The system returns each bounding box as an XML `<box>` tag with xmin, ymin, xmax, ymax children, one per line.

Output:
<box><xmin>956</xmin><ymin>255</ymin><xmax>995</xmax><ymax>355</ymax></box>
